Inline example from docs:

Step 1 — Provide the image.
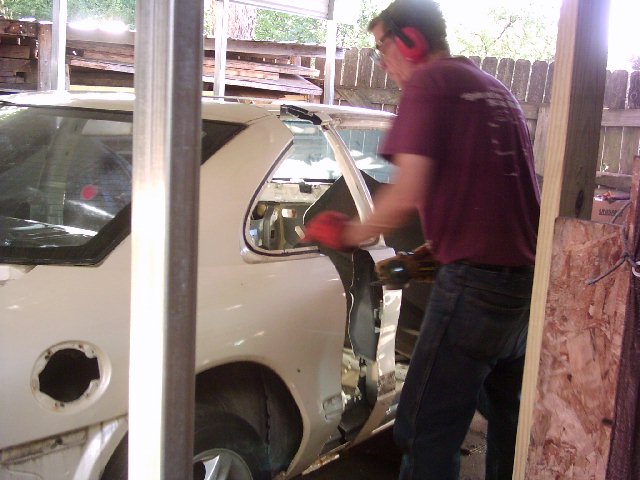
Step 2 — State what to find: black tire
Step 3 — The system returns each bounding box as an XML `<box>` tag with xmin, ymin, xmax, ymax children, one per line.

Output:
<box><xmin>193</xmin><ymin>409</ymin><xmax>271</xmax><ymax>480</ymax></box>
<box><xmin>101</xmin><ymin>410</ymin><xmax>270</xmax><ymax>480</ymax></box>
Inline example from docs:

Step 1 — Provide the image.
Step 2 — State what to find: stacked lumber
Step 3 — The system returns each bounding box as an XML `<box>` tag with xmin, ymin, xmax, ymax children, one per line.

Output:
<box><xmin>0</xmin><ymin>19</ymin><xmax>40</xmax><ymax>91</ymax></box>
<box><xmin>67</xmin><ymin>36</ymin><xmax>323</xmax><ymax>97</ymax></box>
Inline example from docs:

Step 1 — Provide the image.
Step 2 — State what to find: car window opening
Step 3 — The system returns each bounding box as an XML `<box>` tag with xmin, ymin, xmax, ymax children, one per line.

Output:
<box><xmin>0</xmin><ymin>105</ymin><xmax>244</xmax><ymax>265</ymax></box>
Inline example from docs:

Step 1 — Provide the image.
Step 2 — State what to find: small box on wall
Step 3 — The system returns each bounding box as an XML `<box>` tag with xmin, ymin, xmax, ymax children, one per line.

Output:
<box><xmin>591</xmin><ymin>188</ymin><xmax>631</xmax><ymax>225</ymax></box>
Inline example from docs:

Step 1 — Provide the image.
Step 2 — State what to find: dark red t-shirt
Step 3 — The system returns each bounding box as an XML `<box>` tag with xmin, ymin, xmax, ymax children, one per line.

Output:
<box><xmin>380</xmin><ymin>57</ymin><xmax>540</xmax><ymax>266</ymax></box>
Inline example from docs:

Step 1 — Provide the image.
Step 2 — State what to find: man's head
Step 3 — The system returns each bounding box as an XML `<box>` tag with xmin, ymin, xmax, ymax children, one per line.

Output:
<box><xmin>368</xmin><ymin>0</ymin><xmax>449</xmax><ymax>87</ymax></box>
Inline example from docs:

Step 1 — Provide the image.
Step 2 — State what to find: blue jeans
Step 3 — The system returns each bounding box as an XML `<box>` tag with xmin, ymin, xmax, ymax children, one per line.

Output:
<box><xmin>393</xmin><ymin>263</ymin><xmax>533</xmax><ymax>480</ymax></box>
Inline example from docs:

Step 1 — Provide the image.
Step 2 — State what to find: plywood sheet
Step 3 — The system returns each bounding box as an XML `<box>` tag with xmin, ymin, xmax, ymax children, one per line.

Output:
<box><xmin>526</xmin><ymin>218</ymin><xmax>629</xmax><ymax>479</ymax></box>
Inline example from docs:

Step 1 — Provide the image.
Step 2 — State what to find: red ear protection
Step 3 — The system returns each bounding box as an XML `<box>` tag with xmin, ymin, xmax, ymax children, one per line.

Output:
<box><xmin>380</xmin><ymin>10</ymin><xmax>430</xmax><ymax>62</ymax></box>
<box><xmin>394</xmin><ymin>26</ymin><xmax>429</xmax><ymax>62</ymax></box>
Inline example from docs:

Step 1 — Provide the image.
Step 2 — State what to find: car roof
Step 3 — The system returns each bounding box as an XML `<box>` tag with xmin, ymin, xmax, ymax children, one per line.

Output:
<box><xmin>0</xmin><ymin>91</ymin><xmax>394</xmax><ymax>128</ymax></box>
<box><xmin>0</xmin><ymin>90</ymin><xmax>274</xmax><ymax>124</ymax></box>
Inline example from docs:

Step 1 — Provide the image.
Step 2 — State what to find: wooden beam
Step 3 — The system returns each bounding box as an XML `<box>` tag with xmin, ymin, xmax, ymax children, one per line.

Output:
<box><xmin>0</xmin><ymin>44</ymin><xmax>31</xmax><ymax>59</ymax></box>
<box><xmin>335</xmin><ymin>86</ymin><xmax>374</xmax><ymax>109</ymax></box>
<box><xmin>514</xmin><ymin>1</ymin><xmax>611</xmax><ymax>478</ymax></box>
<box><xmin>65</xmin><ymin>28</ymin><xmax>345</xmax><ymax>59</ymax></box>
<box><xmin>204</xmin><ymin>73</ymin><xmax>322</xmax><ymax>95</ymax></box>
<box><xmin>596</xmin><ymin>171</ymin><xmax>632</xmax><ymax>191</ymax></box>
<box><xmin>602</xmin><ymin>109</ymin><xmax>640</xmax><ymax>127</ymax></box>
<box><xmin>37</xmin><ymin>23</ymin><xmax>52</xmax><ymax>90</ymax></box>
<box><xmin>69</xmin><ymin>58</ymin><xmax>134</xmax><ymax>73</ymax></box>
<box><xmin>0</xmin><ymin>19</ymin><xmax>38</xmax><ymax>37</ymax></box>
<box><xmin>335</xmin><ymin>86</ymin><xmax>401</xmax><ymax>105</ymax></box>
<box><xmin>208</xmin><ymin>38</ymin><xmax>345</xmax><ymax>59</ymax></box>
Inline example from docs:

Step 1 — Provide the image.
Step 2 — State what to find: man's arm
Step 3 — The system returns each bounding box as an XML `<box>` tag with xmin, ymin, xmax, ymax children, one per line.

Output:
<box><xmin>342</xmin><ymin>153</ymin><xmax>435</xmax><ymax>246</ymax></box>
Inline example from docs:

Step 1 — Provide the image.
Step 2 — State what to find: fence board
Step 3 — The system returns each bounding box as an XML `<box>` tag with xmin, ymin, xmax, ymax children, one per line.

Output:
<box><xmin>533</xmin><ymin>105</ymin><xmax>550</xmax><ymax>175</ymax></box>
<box><xmin>497</xmin><ymin>57</ymin><xmax>515</xmax><ymax>89</ymax></box>
<box><xmin>357</xmin><ymin>48</ymin><xmax>374</xmax><ymax>88</ymax></box>
<box><xmin>371</xmin><ymin>62</ymin><xmax>386</xmax><ymax>89</ymax></box>
<box><xmin>543</xmin><ymin>62</ymin><xmax>554</xmax><ymax>103</ymax></box>
<box><xmin>598</xmin><ymin>127</ymin><xmax>606</xmax><ymax>170</ymax></box>
<box><xmin>386</xmin><ymin>76</ymin><xmax>398</xmax><ymax>91</ymax></box>
<box><xmin>527</xmin><ymin>60</ymin><xmax>548</xmax><ymax>104</ymax></box>
<box><xmin>315</xmin><ymin>57</ymin><xmax>325</xmax><ymax>79</ymax></box>
<box><xmin>481</xmin><ymin>56</ymin><xmax>498</xmax><ymax>76</ymax></box>
<box><xmin>602</xmin><ymin>126</ymin><xmax>624</xmax><ymax>173</ymax></box>
<box><xmin>604</xmin><ymin>70</ymin><xmax>629</xmax><ymax>109</ymax></box>
<box><xmin>347</xmin><ymin>129</ymin><xmax>366</xmax><ymax>152</ymax></box>
<box><xmin>522</xmin><ymin>103</ymin><xmax>539</xmax><ymax>143</ymax></box>
<box><xmin>620</xmin><ymin>127</ymin><xmax>640</xmax><ymax>174</ymax></box>
<box><xmin>469</xmin><ymin>56</ymin><xmax>481</xmax><ymax>67</ymax></box>
<box><xmin>341</xmin><ymin>47</ymin><xmax>359</xmax><ymax>87</ymax></box>
<box><xmin>362</xmin><ymin>130</ymin><xmax>382</xmax><ymax>157</ymax></box>
<box><xmin>512</xmin><ymin>59</ymin><xmax>531</xmax><ymax>101</ymax></box>
<box><xmin>335</xmin><ymin>58</ymin><xmax>343</xmax><ymax>87</ymax></box>
<box><xmin>628</xmin><ymin>71</ymin><xmax>639</xmax><ymax>109</ymax></box>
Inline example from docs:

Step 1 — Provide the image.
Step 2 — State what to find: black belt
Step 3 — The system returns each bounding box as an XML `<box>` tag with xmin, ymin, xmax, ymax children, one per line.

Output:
<box><xmin>457</xmin><ymin>261</ymin><xmax>534</xmax><ymax>274</ymax></box>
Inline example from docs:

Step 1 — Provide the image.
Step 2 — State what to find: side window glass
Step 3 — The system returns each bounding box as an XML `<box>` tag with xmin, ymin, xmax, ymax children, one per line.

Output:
<box><xmin>247</xmin><ymin>121</ymin><xmax>342</xmax><ymax>252</ymax></box>
<box><xmin>337</xmin><ymin>128</ymin><xmax>396</xmax><ymax>184</ymax></box>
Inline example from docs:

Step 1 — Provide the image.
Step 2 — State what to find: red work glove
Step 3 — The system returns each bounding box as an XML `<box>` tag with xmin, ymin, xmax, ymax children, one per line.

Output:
<box><xmin>302</xmin><ymin>211</ymin><xmax>350</xmax><ymax>251</ymax></box>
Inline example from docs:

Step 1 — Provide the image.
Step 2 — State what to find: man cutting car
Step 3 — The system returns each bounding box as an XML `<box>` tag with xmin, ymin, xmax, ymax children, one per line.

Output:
<box><xmin>303</xmin><ymin>1</ymin><xmax>541</xmax><ymax>479</ymax></box>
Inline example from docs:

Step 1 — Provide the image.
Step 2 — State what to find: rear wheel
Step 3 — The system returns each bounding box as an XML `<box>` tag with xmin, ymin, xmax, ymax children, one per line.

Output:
<box><xmin>102</xmin><ymin>410</ymin><xmax>270</xmax><ymax>480</ymax></box>
<box><xmin>194</xmin><ymin>447</ymin><xmax>254</xmax><ymax>480</ymax></box>
<box><xmin>193</xmin><ymin>410</ymin><xmax>270</xmax><ymax>480</ymax></box>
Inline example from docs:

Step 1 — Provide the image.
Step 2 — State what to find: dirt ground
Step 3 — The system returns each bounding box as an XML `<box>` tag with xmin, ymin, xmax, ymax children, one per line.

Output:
<box><xmin>299</xmin><ymin>412</ymin><xmax>488</xmax><ymax>480</ymax></box>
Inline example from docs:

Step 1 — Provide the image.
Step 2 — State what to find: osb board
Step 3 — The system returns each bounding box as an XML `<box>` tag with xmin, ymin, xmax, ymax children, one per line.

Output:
<box><xmin>526</xmin><ymin>217</ymin><xmax>629</xmax><ymax>479</ymax></box>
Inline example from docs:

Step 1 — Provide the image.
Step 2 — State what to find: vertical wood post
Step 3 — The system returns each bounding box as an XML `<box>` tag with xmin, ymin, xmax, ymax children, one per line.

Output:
<box><xmin>37</xmin><ymin>22</ymin><xmax>52</xmax><ymax>91</ymax></box>
<box><xmin>513</xmin><ymin>0</ymin><xmax>610</xmax><ymax>478</ymax></box>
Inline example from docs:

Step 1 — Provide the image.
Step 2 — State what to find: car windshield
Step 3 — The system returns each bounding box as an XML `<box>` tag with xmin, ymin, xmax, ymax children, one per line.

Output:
<box><xmin>0</xmin><ymin>104</ymin><xmax>243</xmax><ymax>265</ymax></box>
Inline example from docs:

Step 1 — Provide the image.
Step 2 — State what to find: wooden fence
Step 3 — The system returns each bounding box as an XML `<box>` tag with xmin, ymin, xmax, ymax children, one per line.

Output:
<box><xmin>305</xmin><ymin>48</ymin><xmax>640</xmax><ymax>190</ymax></box>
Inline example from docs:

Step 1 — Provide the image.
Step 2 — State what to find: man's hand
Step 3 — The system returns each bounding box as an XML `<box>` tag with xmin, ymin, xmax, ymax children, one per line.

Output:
<box><xmin>302</xmin><ymin>211</ymin><xmax>351</xmax><ymax>251</ymax></box>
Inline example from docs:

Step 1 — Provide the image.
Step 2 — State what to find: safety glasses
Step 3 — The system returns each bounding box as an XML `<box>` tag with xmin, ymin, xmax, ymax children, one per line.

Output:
<box><xmin>371</xmin><ymin>29</ymin><xmax>394</xmax><ymax>66</ymax></box>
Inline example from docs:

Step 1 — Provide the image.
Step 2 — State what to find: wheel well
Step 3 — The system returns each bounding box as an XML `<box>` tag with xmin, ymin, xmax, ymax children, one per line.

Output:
<box><xmin>195</xmin><ymin>362</ymin><xmax>303</xmax><ymax>475</ymax></box>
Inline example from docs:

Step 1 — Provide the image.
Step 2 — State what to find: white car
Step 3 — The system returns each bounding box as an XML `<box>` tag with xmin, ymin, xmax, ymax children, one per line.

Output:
<box><xmin>0</xmin><ymin>92</ymin><xmax>426</xmax><ymax>480</ymax></box>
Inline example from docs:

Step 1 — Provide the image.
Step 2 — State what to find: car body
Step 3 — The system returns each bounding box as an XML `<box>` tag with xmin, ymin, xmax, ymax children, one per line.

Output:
<box><xmin>0</xmin><ymin>91</ymin><xmax>428</xmax><ymax>480</ymax></box>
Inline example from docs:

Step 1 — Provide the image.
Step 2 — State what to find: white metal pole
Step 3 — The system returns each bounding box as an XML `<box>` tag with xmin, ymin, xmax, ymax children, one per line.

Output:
<box><xmin>129</xmin><ymin>0</ymin><xmax>204</xmax><ymax>477</ymax></box>
<box><xmin>214</xmin><ymin>0</ymin><xmax>229</xmax><ymax>97</ymax></box>
<box><xmin>324</xmin><ymin>19</ymin><xmax>337</xmax><ymax>105</ymax></box>
<box><xmin>50</xmin><ymin>0</ymin><xmax>67</xmax><ymax>90</ymax></box>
